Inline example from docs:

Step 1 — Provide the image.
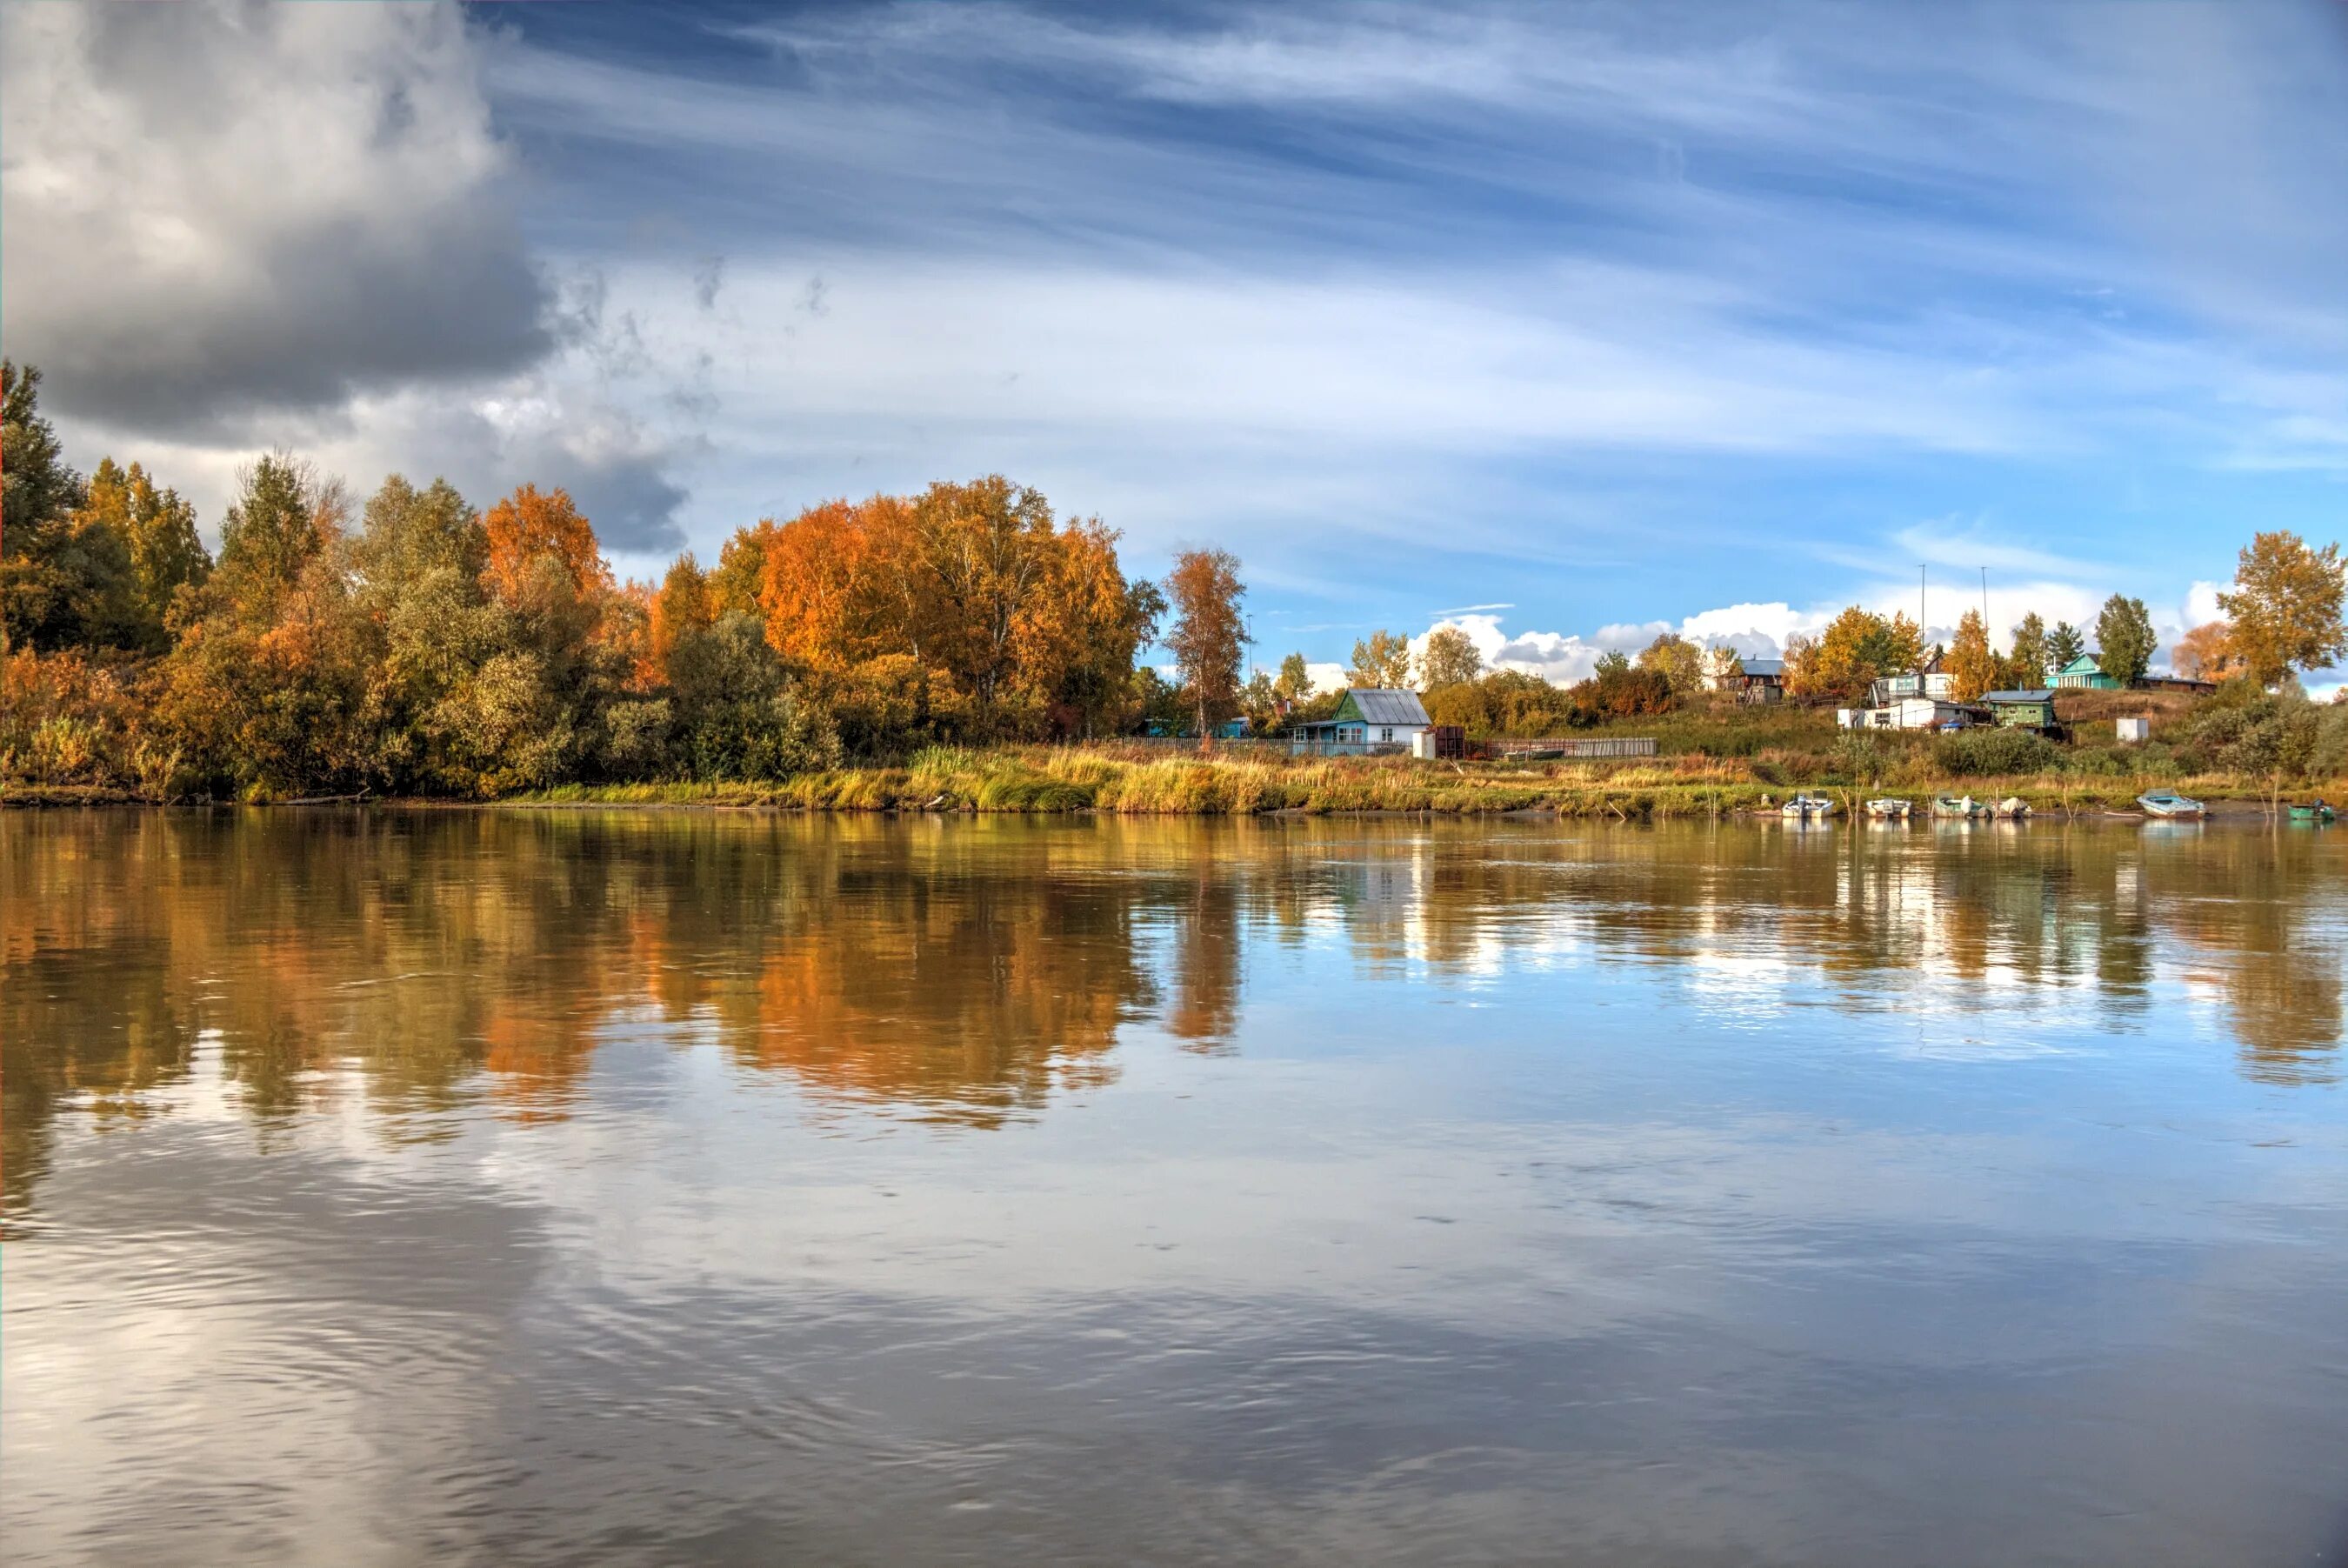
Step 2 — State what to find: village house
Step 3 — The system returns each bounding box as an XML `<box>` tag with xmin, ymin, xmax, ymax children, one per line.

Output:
<box><xmin>1291</xmin><ymin>689</ymin><xmax>1434</xmax><ymax>756</ymax></box>
<box><xmin>1841</xmin><ymin>695</ymin><xmax>1984</xmax><ymax>731</ymax></box>
<box><xmin>1982</xmin><ymin>689</ymin><xmax>2058</xmax><ymax>732</ymax></box>
<box><xmin>1704</xmin><ymin>654</ymin><xmax>1784</xmax><ymax>703</ymax></box>
<box><xmin>2052</xmin><ymin>653</ymin><xmax>2122</xmax><ymax>690</ymax></box>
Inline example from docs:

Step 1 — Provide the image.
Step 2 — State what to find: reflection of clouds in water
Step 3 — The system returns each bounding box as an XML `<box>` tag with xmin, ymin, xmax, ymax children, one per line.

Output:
<box><xmin>10</xmin><ymin>816</ymin><xmax>2348</xmax><ymax>1564</ymax></box>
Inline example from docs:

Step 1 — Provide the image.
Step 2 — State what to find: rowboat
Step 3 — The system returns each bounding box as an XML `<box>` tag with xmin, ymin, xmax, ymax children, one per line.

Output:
<box><xmin>1933</xmin><ymin>794</ymin><xmax>1987</xmax><ymax>819</ymax></box>
<box><xmin>2288</xmin><ymin>801</ymin><xmax>2335</xmax><ymax>824</ymax></box>
<box><xmin>1782</xmin><ymin>793</ymin><xmax>1838</xmax><ymax>818</ymax></box>
<box><xmin>1992</xmin><ymin>797</ymin><xmax>2031</xmax><ymax>819</ymax></box>
<box><xmin>2137</xmin><ymin>790</ymin><xmax>2205</xmax><ymax>818</ymax></box>
<box><xmin>1864</xmin><ymin>797</ymin><xmax>1911</xmax><ymax>820</ymax></box>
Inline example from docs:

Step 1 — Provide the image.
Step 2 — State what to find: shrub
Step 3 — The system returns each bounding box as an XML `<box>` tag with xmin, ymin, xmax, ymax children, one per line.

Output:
<box><xmin>1934</xmin><ymin>726</ymin><xmax>2058</xmax><ymax>777</ymax></box>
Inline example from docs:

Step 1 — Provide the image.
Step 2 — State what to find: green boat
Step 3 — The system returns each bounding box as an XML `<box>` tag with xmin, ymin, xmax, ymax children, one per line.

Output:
<box><xmin>1932</xmin><ymin>794</ymin><xmax>1987</xmax><ymax>819</ymax></box>
<box><xmin>2288</xmin><ymin>801</ymin><xmax>2336</xmax><ymax>824</ymax></box>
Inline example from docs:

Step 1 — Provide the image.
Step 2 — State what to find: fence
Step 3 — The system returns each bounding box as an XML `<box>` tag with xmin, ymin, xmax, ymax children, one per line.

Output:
<box><xmin>1481</xmin><ymin>737</ymin><xmax>1658</xmax><ymax>761</ymax></box>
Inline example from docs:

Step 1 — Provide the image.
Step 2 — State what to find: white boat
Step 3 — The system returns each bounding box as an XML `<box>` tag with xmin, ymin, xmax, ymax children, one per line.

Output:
<box><xmin>1992</xmin><ymin>797</ymin><xmax>2031</xmax><ymax>819</ymax></box>
<box><xmin>1864</xmin><ymin>797</ymin><xmax>1911</xmax><ymax>820</ymax></box>
<box><xmin>1782</xmin><ymin>793</ymin><xmax>1838</xmax><ymax>818</ymax></box>
<box><xmin>2137</xmin><ymin>789</ymin><xmax>2205</xmax><ymax>819</ymax></box>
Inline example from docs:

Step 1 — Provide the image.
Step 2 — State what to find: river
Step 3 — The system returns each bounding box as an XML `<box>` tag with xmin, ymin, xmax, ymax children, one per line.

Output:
<box><xmin>5</xmin><ymin>810</ymin><xmax>2345</xmax><ymax>1565</ymax></box>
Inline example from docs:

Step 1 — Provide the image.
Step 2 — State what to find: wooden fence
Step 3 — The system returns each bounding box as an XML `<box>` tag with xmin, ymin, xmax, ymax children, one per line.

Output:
<box><xmin>1482</xmin><ymin>736</ymin><xmax>1658</xmax><ymax>760</ymax></box>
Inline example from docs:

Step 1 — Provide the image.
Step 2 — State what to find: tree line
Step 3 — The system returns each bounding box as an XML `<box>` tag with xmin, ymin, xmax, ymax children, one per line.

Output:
<box><xmin>2</xmin><ymin>363</ymin><xmax>1264</xmax><ymax>797</ymax></box>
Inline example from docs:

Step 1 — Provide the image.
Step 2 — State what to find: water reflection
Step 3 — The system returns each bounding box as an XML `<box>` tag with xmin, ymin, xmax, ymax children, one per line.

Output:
<box><xmin>7</xmin><ymin>811</ymin><xmax>2346</xmax><ymax>1222</ymax></box>
<box><xmin>9</xmin><ymin>810</ymin><xmax>2348</xmax><ymax>1566</ymax></box>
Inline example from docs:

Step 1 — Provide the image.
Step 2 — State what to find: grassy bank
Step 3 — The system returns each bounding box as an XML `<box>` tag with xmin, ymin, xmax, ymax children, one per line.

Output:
<box><xmin>491</xmin><ymin>744</ymin><xmax>2332</xmax><ymax>817</ymax></box>
<box><xmin>11</xmin><ymin>700</ymin><xmax>2342</xmax><ymax>817</ymax></box>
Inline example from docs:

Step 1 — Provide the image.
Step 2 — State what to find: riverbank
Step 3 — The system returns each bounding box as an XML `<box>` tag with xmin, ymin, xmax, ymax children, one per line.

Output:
<box><xmin>6</xmin><ymin>748</ymin><xmax>2336</xmax><ymax>817</ymax></box>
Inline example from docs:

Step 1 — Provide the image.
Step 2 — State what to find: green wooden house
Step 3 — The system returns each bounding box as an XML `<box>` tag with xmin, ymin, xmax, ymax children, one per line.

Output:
<box><xmin>1984</xmin><ymin>690</ymin><xmax>2058</xmax><ymax>731</ymax></box>
<box><xmin>2052</xmin><ymin>654</ymin><xmax>2121</xmax><ymax>691</ymax></box>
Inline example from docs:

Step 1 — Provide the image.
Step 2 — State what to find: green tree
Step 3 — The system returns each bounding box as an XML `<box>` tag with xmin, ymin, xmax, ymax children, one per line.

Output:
<box><xmin>1273</xmin><ymin>651</ymin><xmax>1312</xmax><ymax>702</ymax></box>
<box><xmin>1349</xmin><ymin>628</ymin><xmax>1412</xmax><ymax>687</ymax></box>
<box><xmin>2217</xmin><ymin>530</ymin><xmax>2348</xmax><ymax>685</ymax></box>
<box><xmin>1417</xmin><ymin>624</ymin><xmax>1484</xmax><ymax>689</ymax></box>
<box><xmin>217</xmin><ymin>454</ymin><xmax>340</xmax><ymax>614</ymax></box>
<box><xmin>0</xmin><ymin>361</ymin><xmax>143</xmax><ymax>654</ymax></box>
<box><xmin>2008</xmin><ymin>612</ymin><xmax>2048</xmax><ymax>687</ymax></box>
<box><xmin>2094</xmin><ymin>594</ymin><xmax>2156</xmax><ymax>684</ymax></box>
<box><xmin>2045</xmin><ymin>620</ymin><xmax>2085</xmax><ymax>671</ymax></box>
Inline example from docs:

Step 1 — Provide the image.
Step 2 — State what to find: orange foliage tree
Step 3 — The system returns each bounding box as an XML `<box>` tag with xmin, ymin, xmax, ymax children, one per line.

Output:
<box><xmin>2173</xmin><ymin>620</ymin><xmax>2246</xmax><ymax>683</ymax></box>
<box><xmin>481</xmin><ymin>484</ymin><xmax>613</xmax><ymax>607</ymax></box>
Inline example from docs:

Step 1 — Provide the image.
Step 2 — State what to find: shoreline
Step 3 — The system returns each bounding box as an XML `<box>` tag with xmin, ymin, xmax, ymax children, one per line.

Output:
<box><xmin>1</xmin><ymin>774</ymin><xmax>2315</xmax><ymax>821</ymax></box>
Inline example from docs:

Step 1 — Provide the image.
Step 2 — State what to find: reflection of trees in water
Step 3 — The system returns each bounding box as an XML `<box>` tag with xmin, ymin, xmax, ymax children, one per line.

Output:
<box><xmin>2140</xmin><ymin>830</ymin><xmax>2345</xmax><ymax>1085</ymax></box>
<box><xmin>6</xmin><ymin>814</ymin><xmax>2344</xmax><ymax>1218</ymax></box>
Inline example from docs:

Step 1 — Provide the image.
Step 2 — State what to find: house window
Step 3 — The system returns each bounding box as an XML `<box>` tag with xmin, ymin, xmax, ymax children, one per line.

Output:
<box><xmin>1381</xmin><ymin>727</ymin><xmax>1393</xmax><ymax>742</ymax></box>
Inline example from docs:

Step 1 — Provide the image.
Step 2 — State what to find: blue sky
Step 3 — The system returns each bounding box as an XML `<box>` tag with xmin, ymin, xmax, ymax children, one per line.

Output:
<box><xmin>6</xmin><ymin>2</ymin><xmax>2346</xmax><ymax>683</ymax></box>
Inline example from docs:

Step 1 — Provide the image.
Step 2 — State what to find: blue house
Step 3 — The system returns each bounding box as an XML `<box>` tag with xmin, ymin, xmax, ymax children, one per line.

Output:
<box><xmin>2053</xmin><ymin>654</ymin><xmax>2122</xmax><ymax>691</ymax></box>
<box><xmin>1291</xmin><ymin>689</ymin><xmax>1432</xmax><ymax>755</ymax></box>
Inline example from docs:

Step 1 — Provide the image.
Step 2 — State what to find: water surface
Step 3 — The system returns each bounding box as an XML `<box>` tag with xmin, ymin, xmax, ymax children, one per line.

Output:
<box><xmin>6</xmin><ymin>811</ymin><xmax>2347</xmax><ymax>1565</ymax></box>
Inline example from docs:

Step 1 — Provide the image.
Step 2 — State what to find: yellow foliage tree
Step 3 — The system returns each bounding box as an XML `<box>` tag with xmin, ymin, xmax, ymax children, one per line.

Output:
<box><xmin>1945</xmin><ymin>608</ymin><xmax>1998</xmax><ymax>702</ymax></box>
<box><xmin>2217</xmin><ymin>530</ymin><xmax>2348</xmax><ymax>685</ymax></box>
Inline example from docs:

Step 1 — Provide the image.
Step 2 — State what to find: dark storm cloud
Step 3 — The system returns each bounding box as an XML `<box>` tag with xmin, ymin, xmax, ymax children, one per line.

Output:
<box><xmin>1</xmin><ymin>3</ymin><xmax>553</xmax><ymax>436</ymax></box>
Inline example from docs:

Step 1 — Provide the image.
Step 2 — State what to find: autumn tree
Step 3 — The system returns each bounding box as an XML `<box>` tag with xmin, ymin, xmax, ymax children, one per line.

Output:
<box><xmin>1945</xmin><ymin>608</ymin><xmax>1998</xmax><ymax>702</ymax></box>
<box><xmin>1164</xmin><ymin>549</ymin><xmax>1245</xmax><ymax>741</ymax></box>
<box><xmin>216</xmin><ymin>454</ymin><xmax>345</xmax><ymax>617</ymax></box>
<box><xmin>2094</xmin><ymin>594</ymin><xmax>2156</xmax><ymax>685</ymax></box>
<box><xmin>1784</xmin><ymin>607</ymin><xmax>1924</xmax><ymax>699</ymax></box>
<box><xmin>0</xmin><ymin>362</ymin><xmax>142</xmax><ymax>654</ymax></box>
<box><xmin>2173</xmin><ymin>620</ymin><xmax>2247</xmax><ymax>683</ymax></box>
<box><xmin>482</xmin><ymin>484</ymin><xmax>612</xmax><ymax>607</ymax></box>
<box><xmin>650</xmin><ymin>554</ymin><xmax>717</xmax><ymax>680</ymax></box>
<box><xmin>1417</xmin><ymin>624</ymin><xmax>1484</xmax><ymax>689</ymax></box>
<box><xmin>1702</xmin><ymin>644</ymin><xmax>1744</xmax><ymax>690</ymax></box>
<box><xmin>2045</xmin><ymin>620</ymin><xmax>2085</xmax><ymax>671</ymax></box>
<box><xmin>2008</xmin><ymin>612</ymin><xmax>2048</xmax><ymax>687</ymax></box>
<box><xmin>1349</xmin><ymin>629</ymin><xmax>1412</xmax><ymax>687</ymax></box>
<box><xmin>2217</xmin><ymin>530</ymin><xmax>2348</xmax><ymax>685</ymax></box>
<box><xmin>1635</xmin><ymin>632</ymin><xmax>1703</xmax><ymax>697</ymax></box>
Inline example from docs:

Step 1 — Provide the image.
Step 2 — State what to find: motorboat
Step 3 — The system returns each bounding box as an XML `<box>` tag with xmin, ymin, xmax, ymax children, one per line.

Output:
<box><xmin>1992</xmin><ymin>797</ymin><xmax>2031</xmax><ymax>819</ymax></box>
<box><xmin>2288</xmin><ymin>800</ymin><xmax>2335</xmax><ymax>824</ymax></box>
<box><xmin>2136</xmin><ymin>790</ymin><xmax>2205</xmax><ymax>819</ymax></box>
<box><xmin>1781</xmin><ymin>793</ymin><xmax>1839</xmax><ymax>818</ymax></box>
<box><xmin>1932</xmin><ymin>794</ymin><xmax>1987</xmax><ymax>819</ymax></box>
<box><xmin>1864</xmin><ymin>797</ymin><xmax>1912</xmax><ymax>820</ymax></box>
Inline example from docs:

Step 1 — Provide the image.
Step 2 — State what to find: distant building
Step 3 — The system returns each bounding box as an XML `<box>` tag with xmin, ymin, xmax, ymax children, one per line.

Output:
<box><xmin>1291</xmin><ymin>689</ymin><xmax>1432</xmax><ymax>755</ymax></box>
<box><xmin>1870</xmin><ymin>653</ymin><xmax>1956</xmax><ymax>706</ymax></box>
<box><xmin>2116</xmin><ymin>716</ymin><xmax>2150</xmax><ymax>744</ymax></box>
<box><xmin>1842</xmin><ymin>696</ymin><xmax>1984</xmax><ymax>731</ymax></box>
<box><xmin>1983</xmin><ymin>689</ymin><xmax>2058</xmax><ymax>731</ymax></box>
<box><xmin>2053</xmin><ymin>654</ymin><xmax>2122</xmax><ymax>690</ymax></box>
<box><xmin>1707</xmin><ymin>655</ymin><xmax>1784</xmax><ymax>703</ymax></box>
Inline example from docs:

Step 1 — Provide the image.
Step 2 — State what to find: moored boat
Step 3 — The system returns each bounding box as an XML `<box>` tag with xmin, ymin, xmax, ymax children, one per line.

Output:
<box><xmin>1782</xmin><ymin>792</ymin><xmax>1839</xmax><ymax>818</ymax></box>
<box><xmin>2137</xmin><ymin>789</ymin><xmax>2205</xmax><ymax>818</ymax></box>
<box><xmin>1864</xmin><ymin>797</ymin><xmax>1911</xmax><ymax>820</ymax></box>
<box><xmin>2288</xmin><ymin>800</ymin><xmax>2335</xmax><ymax>824</ymax></box>
<box><xmin>1932</xmin><ymin>794</ymin><xmax>1986</xmax><ymax>819</ymax></box>
<box><xmin>1992</xmin><ymin>797</ymin><xmax>2031</xmax><ymax>819</ymax></box>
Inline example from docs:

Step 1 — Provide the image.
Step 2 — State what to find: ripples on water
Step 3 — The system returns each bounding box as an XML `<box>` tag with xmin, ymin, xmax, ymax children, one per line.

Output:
<box><xmin>5</xmin><ymin>810</ymin><xmax>2347</xmax><ymax>1566</ymax></box>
